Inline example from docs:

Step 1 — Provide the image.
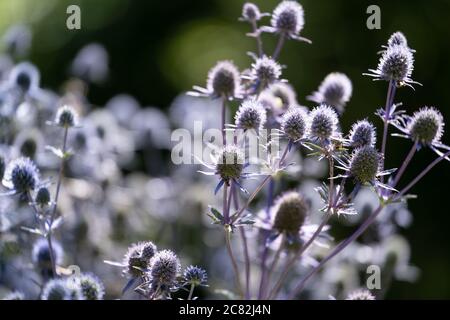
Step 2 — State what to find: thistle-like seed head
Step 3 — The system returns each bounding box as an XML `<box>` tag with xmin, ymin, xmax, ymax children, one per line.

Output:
<box><xmin>149</xmin><ymin>249</ymin><xmax>181</xmax><ymax>288</ymax></box>
<box><xmin>349</xmin><ymin>146</ymin><xmax>381</xmax><ymax>184</ymax></box>
<box><xmin>32</xmin><ymin>238</ymin><xmax>63</xmax><ymax>273</ymax></box>
<box><xmin>3</xmin><ymin>157</ymin><xmax>39</xmax><ymax>194</ymax></box>
<box><xmin>235</xmin><ymin>98</ymin><xmax>267</xmax><ymax>131</ymax></box>
<box><xmin>55</xmin><ymin>105</ymin><xmax>78</xmax><ymax>128</ymax></box>
<box><xmin>35</xmin><ymin>186</ymin><xmax>51</xmax><ymax>207</ymax></box>
<box><xmin>378</xmin><ymin>44</ymin><xmax>414</xmax><ymax>83</ymax></box>
<box><xmin>77</xmin><ymin>273</ymin><xmax>105</xmax><ymax>300</ymax></box>
<box><xmin>309</xmin><ymin>105</ymin><xmax>339</xmax><ymax>141</ymax></box>
<box><xmin>387</xmin><ymin>31</ymin><xmax>408</xmax><ymax>48</ymax></box>
<box><xmin>408</xmin><ymin>107</ymin><xmax>444</xmax><ymax>145</ymax></box>
<box><xmin>309</xmin><ymin>72</ymin><xmax>352</xmax><ymax>113</ymax></box>
<box><xmin>183</xmin><ymin>265</ymin><xmax>208</xmax><ymax>286</ymax></box>
<box><xmin>215</xmin><ymin>145</ymin><xmax>244</xmax><ymax>183</ymax></box>
<box><xmin>346</xmin><ymin>289</ymin><xmax>376</xmax><ymax>300</ymax></box>
<box><xmin>268</xmin><ymin>82</ymin><xmax>298</xmax><ymax>110</ymax></box>
<box><xmin>272</xmin><ymin>191</ymin><xmax>308</xmax><ymax>234</ymax></box>
<box><xmin>271</xmin><ymin>1</ymin><xmax>305</xmax><ymax>36</ymax></box>
<box><xmin>251</xmin><ymin>56</ymin><xmax>282</xmax><ymax>90</ymax></box>
<box><xmin>241</xmin><ymin>3</ymin><xmax>262</xmax><ymax>21</ymax></box>
<box><xmin>206</xmin><ymin>61</ymin><xmax>241</xmax><ymax>98</ymax></box>
<box><xmin>9</xmin><ymin>62</ymin><xmax>40</xmax><ymax>93</ymax></box>
<box><xmin>349</xmin><ymin>120</ymin><xmax>377</xmax><ymax>148</ymax></box>
<box><xmin>41</xmin><ymin>279</ymin><xmax>71</xmax><ymax>300</ymax></box>
<box><xmin>123</xmin><ymin>241</ymin><xmax>157</xmax><ymax>278</ymax></box>
<box><xmin>281</xmin><ymin>108</ymin><xmax>308</xmax><ymax>141</ymax></box>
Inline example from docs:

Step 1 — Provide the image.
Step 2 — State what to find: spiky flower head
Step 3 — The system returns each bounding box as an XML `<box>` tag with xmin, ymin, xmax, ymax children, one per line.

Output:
<box><xmin>235</xmin><ymin>98</ymin><xmax>267</xmax><ymax>131</ymax></box>
<box><xmin>55</xmin><ymin>105</ymin><xmax>78</xmax><ymax>128</ymax></box>
<box><xmin>241</xmin><ymin>3</ymin><xmax>262</xmax><ymax>22</ymax></box>
<box><xmin>387</xmin><ymin>31</ymin><xmax>408</xmax><ymax>48</ymax></box>
<box><xmin>349</xmin><ymin>120</ymin><xmax>377</xmax><ymax>148</ymax></box>
<box><xmin>272</xmin><ymin>191</ymin><xmax>308</xmax><ymax>234</ymax></box>
<box><xmin>76</xmin><ymin>273</ymin><xmax>105</xmax><ymax>300</ymax></box>
<box><xmin>2</xmin><ymin>157</ymin><xmax>39</xmax><ymax>194</ymax></box>
<box><xmin>308</xmin><ymin>73</ymin><xmax>352</xmax><ymax>113</ymax></box>
<box><xmin>206</xmin><ymin>61</ymin><xmax>241</xmax><ymax>98</ymax></box>
<box><xmin>407</xmin><ymin>107</ymin><xmax>444</xmax><ymax>145</ymax></box>
<box><xmin>215</xmin><ymin>145</ymin><xmax>244</xmax><ymax>183</ymax></box>
<box><xmin>349</xmin><ymin>146</ymin><xmax>381</xmax><ymax>184</ymax></box>
<box><xmin>251</xmin><ymin>56</ymin><xmax>282</xmax><ymax>90</ymax></box>
<box><xmin>367</xmin><ymin>44</ymin><xmax>415</xmax><ymax>86</ymax></box>
<box><xmin>9</xmin><ymin>62</ymin><xmax>40</xmax><ymax>93</ymax></box>
<box><xmin>35</xmin><ymin>186</ymin><xmax>51</xmax><ymax>208</ymax></box>
<box><xmin>268</xmin><ymin>82</ymin><xmax>298</xmax><ymax>110</ymax></box>
<box><xmin>308</xmin><ymin>105</ymin><xmax>339</xmax><ymax>141</ymax></box>
<box><xmin>183</xmin><ymin>265</ymin><xmax>208</xmax><ymax>287</ymax></box>
<box><xmin>2</xmin><ymin>291</ymin><xmax>25</xmax><ymax>300</ymax></box>
<box><xmin>32</xmin><ymin>238</ymin><xmax>63</xmax><ymax>273</ymax></box>
<box><xmin>346</xmin><ymin>289</ymin><xmax>376</xmax><ymax>300</ymax></box>
<box><xmin>271</xmin><ymin>1</ymin><xmax>305</xmax><ymax>37</ymax></box>
<box><xmin>65</xmin><ymin>278</ymin><xmax>84</xmax><ymax>300</ymax></box>
<box><xmin>281</xmin><ymin>108</ymin><xmax>308</xmax><ymax>141</ymax></box>
<box><xmin>123</xmin><ymin>241</ymin><xmax>157</xmax><ymax>278</ymax></box>
<box><xmin>41</xmin><ymin>279</ymin><xmax>71</xmax><ymax>300</ymax></box>
<box><xmin>149</xmin><ymin>249</ymin><xmax>181</xmax><ymax>288</ymax></box>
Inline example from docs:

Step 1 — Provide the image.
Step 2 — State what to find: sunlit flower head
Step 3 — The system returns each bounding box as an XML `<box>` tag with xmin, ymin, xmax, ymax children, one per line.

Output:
<box><xmin>250</xmin><ymin>55</ymin><xmax>282</xmax><ymax>90</ymax></box>
<box><xmin>281</xmin><ymin>107</ymin><xmax>308</xmax><ymax>142</ymax></box>
<box><xmin>149</xmin><ymin>249</ymin><xmax>181</xmax><ymax>290</ymax></box>
<box><xmin>2</xmin><ymin>157</ymin><xmax>40</xmax><ymax>195</ymax></box>
<box><xmin>348</xmin><ymin>119</ymin><xmax>377</xmax><ymax>148</ymax></box>
<box><xmin>234</xmin><ymin>98</ymin><xmax>267</xmax><ymax>131</ymax></box>
<box><xmin>268</xmin><ymin>82</ymin><xmax>298</xmax><ymax>111</ymax></box>
<box><xmin>123</xmin><ymin>241</ymin><xmax>157</xmax><ymax>278</ymax></box>
<box><xmin>8</xmin><ymin>62</ymin><xmax>40</xmax><ymax>94</ymax></box>
<box><xmin>308</xmin><ymin>105</ymin><xmax>339</xmax><ymax>142</ymax></box>
<box><xmin>76</xmin><ymin>273</ymin><xmax>105</xmax><ymax>300</ymax></box>
<box><xmin>41</xmin><ymin>279</ymin><xmax>71</xmax><ymax>300</ymax></box>
<box><xmin>183</xmin><ymin>265</ymin><xmax>208</xmax><ymax>287</ymax></box>
<box><xmin>307</xmin><ymin>72</ymin><xmax>352</xmax><ymax>113</ymax></box>
<box><xmin>346</xmin><ymin>289</ymin><xmax>375</xmax><ymax>300</ymax></box>
<box><xmin>240</xmin><ymin>3</ymin><xmax>268</xmax><ymax>22</ymax></box>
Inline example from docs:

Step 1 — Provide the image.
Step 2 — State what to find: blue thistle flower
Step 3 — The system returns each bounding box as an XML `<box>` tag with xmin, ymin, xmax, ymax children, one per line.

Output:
<box><xmin>387</xmin><ymin>31</ymin><xmax>408</xmax><ymax>48</ymax></box>
<box><xmin>280</xmin><ymin>107</ymin><xmax>308</xmax><ymax>142</ymax></box>
<box><xmin>250</xmin><ymin>55</ymin><xmax>282</xmax><ymax>91</ymax></box>
<box><xmin>215</xmin><ymin>145</ymin><xmax>245</xmax><ymax>184</ymax></box>
<box><xmin>35</xmin><ymin>186</ymin><xmax>51</xmax><ymax>208</ymax></box>
<box><xmin>260</xmin><ymin>1</ymin><xmax>311</xmax><ymax>43</ymax></box>
<box><xmin>239</xmin><ymin>3</ymin><xmax>268</xmax><ymax>22</ymax></box>
<box><xmin>348</xmin><ymin>119</ymin><xmax>377</xmax><ymax>148</ymax></box>
<box><xmin>308</xmin><ymin>105</ymin><xmax>339</xmax><ymax>142</ymax></box>
<box><xmin>2</xmin><ymin>157</ymin><xmax>40</xmax><ymax>195</ymax></box>
<box><xmin>307</xmin><ymin>72</ymin><xmax>352</xmax><ymax>113</ymax></box>
<box><xmin>8</xmin><ymin>62</ymin><xmax>40</xmax><ymax>94</ymax></box>
<box><xmin>349</xmin><ymin>146</ymin><xmax>381</xmax><ymax>184</ymax></box>
<box><xmin>234</xmin><ymin>98</ymin><xmax>267</xmax><ymax>131</ymax></box>
<box><xmin>32</xmin><ymin>238</ymin><xmax>63</xmax><ymax>275</ymax></box>
<box><xmin>149</xmin><ymin>249</ymin><xmax>181</xmax><ymax>290</ymax></box>
<box><xmin>272</xmin><ymin>191</ymin><xmax>308</xmax><ymax>235</ymax></box>
<box><xmin>123</xmin><ymin>241</ymin><xmax>158</xmax><ymax>278</ymax></box>
<box><xmin>346</xmin><ymin>289</ymin><xmax>375</xmax><ymax>300</ymax></box>
<box><xmin>76</xmin><ymin>273</ymin><xmax>105</xmax><ymax>300</ymax></box>
<box><xmin>54</xmin><ymin>105</ymin><xmax>79</xmax><ymax>128</ymax></box>
<box><xmin>41</xmin><ymin>279</ymin><xmax>71</xmax><ymax>300</ymax></box>
<box><xmin>183</xmin><ymin>265</ymin><xmax>208</xmax><ymax>287</ymax></box>
<box><xmin>268</xmin><ymin>82</ymin><xmax>298</xmax><ymax>111</ymax></box>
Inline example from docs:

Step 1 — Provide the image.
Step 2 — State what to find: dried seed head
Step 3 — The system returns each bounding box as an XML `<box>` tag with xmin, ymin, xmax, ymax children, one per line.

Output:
<box><xmin>215</xmin><ymin>145</ymin><xmax>244</xmax><ymax>182</ymax></box>
<box><xmin>309</xmin><ymin>105</ymin><xmax>339</xmax><ymax>140</ymax></box>
<box><xmin>271</xmin><ymin>1</ymin><xmax>305</xmax><ymax>36</ymax></box>
<box><xmin>149</xmin><ymin>249</ymin><xmax>181</xmax><ymax>288</ymax></box>
<box><xmin>235</xmin><ymin>98</ymin><xmax>267</xmax><ymax>131</ymax></box>
<box><xmin>241</xmin><ymin>3</ymin><xmax>262</xmax><ymax>21</ymax></box>
<box><xmin>55</xmin><ymin>105</ymin><xmax>78</xmax><ymax>128</ymax></box>
<box><xmin>272</xmin><ymin>191</ymin><xmax>308</xmax><ymax>234</ymax></box>
<box><xmin>183</xmin><ymin>265</ymin><xmax>208</xmax><ymax>286</ymax></box>
<box><xmin>408</xmin><ymin>107</ymin><xmax>444</xmax><ymax>145</ymax></box>
<box><xmin>378</xmin><ymin>44</ymin><xmax>414</xmax><ymax>83</ymax></box>
<box><xmin>206</xmin><ymin>61</ymin><xmax>241</xmax><ymax>98</ymax></box>
<box><xmin>308</xmin><ymin>72</ymin><xmax>352</xmax><ymax>113</ymax></box>
<box><xmin>123</xmin><ymin>241</ymin><xmax>157</xmax><ymax>278</ymax></box>
<box><xmin>346</xmin><ymin>289</ymin><xmax>375</xmax><ymax>300</ymax></box>
<box><xmin>41</xmin><ymin>279</ymin><xmax>71</xmax><ymax>300</ymax></box>
<box><xmin>77</xmin><ymin>273</ymin><xmax>105</xmax><ymax>300</ymax></box>
<box><xmin>251</xmin><ymin>56</ymin><xmax>282</xmax><ymax>90</ymax></box>
<box><xmin>281</xmin><ymin>108</ymin><xmax>308</xmax><ymax>141</ymax></box>
<box><xmin>349</xmin><ymin>146</ymin><xmax>381</xmax><ymax>184</ymax></box>
<box><xmin>35</xmin><ymin>186</ymin><xmax>51</xmax><ymax>207</ymax></box>
<box><xmin>3</xmin><ymin>157</ymin><xmax>40</xmax><ymax>194</ymax></box>
<box><xmin>349</xmin><ymin>120</ymin><xmax>377</xmax><ymax>148</ymax></box>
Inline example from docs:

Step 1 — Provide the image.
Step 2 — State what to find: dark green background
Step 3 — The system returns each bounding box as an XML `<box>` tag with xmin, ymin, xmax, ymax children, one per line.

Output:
<box><xmin>2</xmin><ymin>0</ymin><xmax>449</xmax><ymax>298</ymax></box>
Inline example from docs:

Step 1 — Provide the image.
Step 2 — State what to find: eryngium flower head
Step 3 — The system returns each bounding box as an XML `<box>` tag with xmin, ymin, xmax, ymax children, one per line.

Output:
<box><xmin>2</xmin><ymin>157</ymin><xmax>39</xmax><ymax>194</ymax></box>
<box><xmin>387</xmin><ymin>31</ymin><xmax>408</xmax><ymax>48</ymax></box>
<box><xmin>235</xmin><ymin>98</ymin><xmax>267</xmax><ymax>131</ymax></box>
<box><xmin>307</xmin><ymin>72</ymin><xmax>352</xmax><ymax>113</ymax></box>
<box><xmin>32</xmin><ymin>238</ymin><xmax>63</xmax><ymax>272</ymax></box>
<box><xmin>272</xmin><ymin>191</ymin><xmax>308</xmax><ymax>234</ymax></box>
<box><xmin>2</xmin><ymin>291</ymin><xmax>25</xmax><ymax>300</ymax></box>
<box><xmin>268</xmin><ymin>82</ymin><xmax>298</xmax><ymax>110</ymax></box>
<box><xmin>206</xmin><ymin>61</ymin><xmax>241</xmax><ymax>98</ymax></box>
<box><xmin>183</xmin><ymin>265</ymin><xmax>208</xmax><ymax>286</ymax></box>
<box><xmin>77</xmin><ymin>273</ymin><xmax>105</xmax><ymax>300</ymax></box>
<box><xmin>308</xmin><ymin>105</ymin><xmax>339</xmax><ymax>141</ymax></box>
<box><xmin>123</xmin><ymin>241</ymin><xmax>157</xmax><ymax>278</ymax></box>
<box><xmin>349</xmin><ymin>120</ymin><xmax>377</xmax><ymax>148</ymax></box>
<box><xmin>149</xmin><ymin>249</ymin><xmax>181</xmax><ymax>288</ymax></box>
<box><xmin>8</xmin><ymin>62</ymin><xmax>40</xmax><ymax>93</ymax></box>
<box><xmin>346</xmin><ymin>289</ymin><xmax>375</xmax><ymax>300</ymax></box>
<box><xmin>240</xmin><ymin>3</ymin><xmax>263</xmax><ymax>22</ymax></box>
<box><xmin>215</xmin><ymin>145</ymin><xmax>244</xmax><ymax>183</ymax></box>
<box><xmin>41</xmin><ymin>279</ymin><xmax>71</xmax><ymax>300</ymax></box>
<box><xmin>55</xmin><ymin>105</ymin><xmax>78</xmax><ymax>128</ymax></box>
<box><xmin>281</xmin><ymin>108</ymin><xmax>308</xmax><ymax>141</ymax></box>
<box><xmin>251</xmin><ymin>56</ymin><xmax>282</xmax><ymax>90</ymax></box>
<box><xmin>35</xmin><ymin>186</ymin><xmax>51</xmax><ymax>207</ymax></box>
<box><xmin>271</xmin><ymin>1</ymin><xmax>304</xmax><ymax>38</ymax></box>
<box><xmin>349</xmin><ymin>146</ymin><xmax>381</xmax><ymax>184</ymax></box>
<box><xmin>407</xmin><ymin>107</ymin><xmax>444</xmax><ymax>145</ymax></box>
<box><xmin>366</xmin><ymin>44</ymin><xmax>416</xmax><ymax>86</ymax></box>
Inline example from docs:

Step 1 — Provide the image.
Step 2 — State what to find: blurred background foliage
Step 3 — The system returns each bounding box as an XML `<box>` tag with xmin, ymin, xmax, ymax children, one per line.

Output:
<box><xmin>1</xmin><ymin>0</ymin><xmax>450</xmax><ymax>298</ymax></box>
